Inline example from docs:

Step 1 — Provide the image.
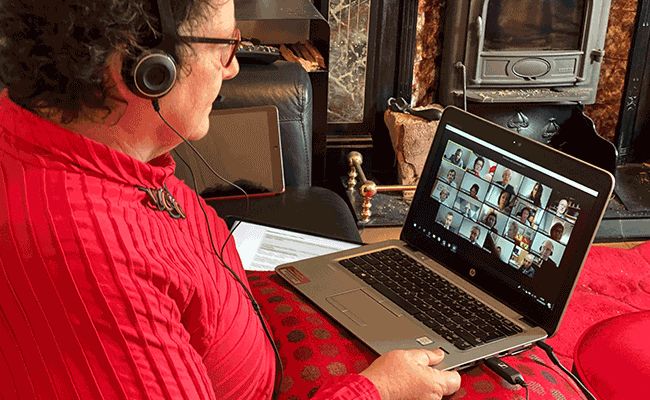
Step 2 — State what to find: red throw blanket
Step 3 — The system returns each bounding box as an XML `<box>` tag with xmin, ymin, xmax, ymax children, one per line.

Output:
<box><xmin>546</xmin><ymin>241</ymin><xmax>650</xmax><ymax>366</ymax></box>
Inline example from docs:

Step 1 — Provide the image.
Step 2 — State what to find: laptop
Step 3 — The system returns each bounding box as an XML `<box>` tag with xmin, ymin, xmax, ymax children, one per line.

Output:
<box><xmin>276</xmin><ymin>106</ymin><xmax>614</xmax><ymax>371</ymax></box>
<box><xmin>173</xmin><ymin>105</ymin><xmax>284</xmax><ymax>199</ymax></box>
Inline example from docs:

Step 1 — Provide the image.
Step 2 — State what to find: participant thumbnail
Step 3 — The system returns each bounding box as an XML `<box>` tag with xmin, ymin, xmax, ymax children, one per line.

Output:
<box><xmin>478</xmin><ymin>205</ymin><xmax>507</xmax><ymax>235</ymax></box>
<box><xmin>443</xmin><ymin>141</ymin><xmax>469</xmax><ymax>169</ymax></box>
<box><xmin>511</xmin><ymin>200</ymin><xmax>540</xmax><ymax>229</ymax></box>
<box><xmin>518</xmin><ymin>177</ymin><xmax>550</xmax><ymax>209</ymax></box>
<box><xmin>460</xmin><ymin>220</ymin><xmax>484</xmax><ymax>247</ymax></box>
<box><xmin>486</xmin><ymin>185</ymin><xmax>516</xmax><ymax>215</ymax></box>
<box><xmin>486</xmin><ymin>233</ymin><xmax>516</xmax><ymax>263</ymax></box>
<box><xmin>466</xmin><ymin>153</ymin><xmax>496</xmax><ymax>179</ymax></box>
<box><xmin>546</xmin><ymin>192</ymin><xmax>581</xmax><ymax>223</ymax></box>
<box><xmin>538</xmin><ymin>215</ymin><xmax>573</xmax><ymax>245</ymax></box>
<box><xmin>459</xmin><ymin>173</ymin><xmax>489</xmax><ymax>202</ymax></box>
<box><xmin>432</xmin><ymin>181</ymin><xmax>458</xmax><ymax>207</ymax></box>
<box><xmin>436</xmin><ymin>206</ymin><xmax>461</xmax><ymax>233</ymax></box>
<box><xmin>509</xmin><ymin>246</ymin><xmax>534</xmax><ymax>273</ymax></box>
<box><xmin>437</xmin><ymin>163</ymin><xmax>463</xmax><ymax>189</ymax></box>
<box><xmin>491</xmin><ymin>165</ymin><xmax>523</xmax><ymax>195</ymax></box>
<box><xmin>453</xmin><ymin>192</ymin><xmax>482</xmax><ymax>221</ymax></box>
<box><xmin>530</xmin><ymin>235</ymin><xmax>565</xmax><ymax>271</ymax></box>
<box><xmin>504</xmin><ymin>218</ymin><xmax>536</xmax><ymax>250</ymax></box>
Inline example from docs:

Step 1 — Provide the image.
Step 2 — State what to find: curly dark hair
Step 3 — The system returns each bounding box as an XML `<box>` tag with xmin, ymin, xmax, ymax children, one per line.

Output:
<box><xmin>0</xmin><ymin>0</ymin><xmax>216</xmax><ymax>123</ymax></box>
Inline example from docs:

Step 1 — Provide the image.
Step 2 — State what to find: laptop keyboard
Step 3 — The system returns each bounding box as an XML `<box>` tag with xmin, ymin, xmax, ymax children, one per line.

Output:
<box><xmin>338</xmin><ymin>248</ymin><xmax>523</xmax><ymax>351</ymax></box>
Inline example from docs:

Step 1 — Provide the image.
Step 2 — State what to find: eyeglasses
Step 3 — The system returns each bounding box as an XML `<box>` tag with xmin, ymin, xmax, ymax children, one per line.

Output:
<box><xmin>181</xmin><ymin>28</ymin><xmax>241</xmax><ymax>67</ymax></box>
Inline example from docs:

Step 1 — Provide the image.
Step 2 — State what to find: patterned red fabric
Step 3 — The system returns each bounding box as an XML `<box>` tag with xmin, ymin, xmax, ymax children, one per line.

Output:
<box><xmin>247</xmin><ymin>271</ymin><xmax>586</xmax><ymax>400</ymax></box>
<box><xmin>247</xmin><ymin>273</ymin><xmax>379</xmax><ymax>400</ymax></box>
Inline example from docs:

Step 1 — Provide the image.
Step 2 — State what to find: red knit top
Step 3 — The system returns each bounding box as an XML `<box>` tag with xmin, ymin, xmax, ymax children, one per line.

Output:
<box><xmin>0</xmin><ymin>96</ymin><xmax>379</xmax><ymax>400</ymax></box>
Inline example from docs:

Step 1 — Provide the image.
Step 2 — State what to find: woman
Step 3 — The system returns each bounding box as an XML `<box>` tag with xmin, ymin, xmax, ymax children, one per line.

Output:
<box><xmin>470</xmin><ymin>156</ymin><xmax>484</xmax><ymax>176</ymax></box>
<box><xmin>550</xmin><ymin>222</ymin><xmax>565</xmax><ymax>241</ymax></box>
<box><xmin>469</xmin><ymin>183</ymin><xmax>480</xmax><ymax>199</ymax></box>
<box><xmin>497</xmin><ymin>189</ymin><xmax>512</xmax><ymax>212</ymax></box>
<box><xmin>528</xmin><ymin>182</ymin><xmax>543</xmax><ymax>207</ymax></box>
<box><xmin>483</xmin><ymin>212</ymin><xmax>498</xmax><ymax>233</ymax></box>
<box><xmin>0</xmin><ymin>0</ymin><xmax>460</xmax><ymax>399</ymax></box>
<box><xmin>518</xmin><ymin>207</ymin><xmax>532</xmax><ymax>225</ymax></box>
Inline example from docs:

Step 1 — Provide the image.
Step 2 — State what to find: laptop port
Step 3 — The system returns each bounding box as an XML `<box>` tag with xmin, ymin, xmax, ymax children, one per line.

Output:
<box><xmin>455</xmin><ymin>361</ymin><xmax>476</xmax><ymax>371</ymax></box>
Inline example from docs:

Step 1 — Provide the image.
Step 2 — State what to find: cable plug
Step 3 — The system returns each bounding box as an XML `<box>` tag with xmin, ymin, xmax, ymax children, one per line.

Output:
<box><xmin>537</xmin><ymin>340</ymin><xmax>562</xmax><ymax>364</ymax></box>
<box><xmin>485</xmin><ymin>356</ymin><xmax>526</xmax><ymax>387</ymax></box>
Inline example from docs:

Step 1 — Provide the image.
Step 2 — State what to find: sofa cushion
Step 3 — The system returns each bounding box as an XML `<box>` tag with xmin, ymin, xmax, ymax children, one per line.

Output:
<box><xmin>247</xmin><ymin>271</ymin><xmax>586</xmax><ymax>400</ymax></box>
<box><xmin>573</xmin><ymin>310</ymin><xmax>650</xmax><ymax>400</ymax></box>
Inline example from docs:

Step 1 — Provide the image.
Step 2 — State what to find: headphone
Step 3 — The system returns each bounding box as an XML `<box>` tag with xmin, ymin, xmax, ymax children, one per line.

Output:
<box><xmin>123</xmin><ymin>0</ymin><xmax>178</xmax><ymax>98</ymax></box>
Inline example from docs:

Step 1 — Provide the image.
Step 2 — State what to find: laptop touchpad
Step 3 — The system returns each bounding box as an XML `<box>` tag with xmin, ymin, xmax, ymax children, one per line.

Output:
<box><xmin>327</xmin><ymin>289</ymin><xmax>403</xmax><ymax>326</ymax></box>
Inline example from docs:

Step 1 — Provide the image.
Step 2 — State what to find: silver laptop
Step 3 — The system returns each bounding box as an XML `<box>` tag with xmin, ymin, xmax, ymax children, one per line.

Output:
<box><xmin>276</xmin><ymin>106</ymin><xmax>614</xmax><ymax>371</ymax></box>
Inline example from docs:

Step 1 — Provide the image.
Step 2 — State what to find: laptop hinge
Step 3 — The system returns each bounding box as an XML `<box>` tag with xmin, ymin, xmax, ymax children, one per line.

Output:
<box><xmin>518</xmin><ymin>316</ymin><xmax>537</xmax><ymax>329</ymax></box>
<box><xmin>404</xmin><ymin>243</ymin><xmax>420</xmax><ymax>252</ymax></box>
<box><xmin>404</xmin><ymin>244</ymin><xmax>432</xmax><ymax>263</ymax></box>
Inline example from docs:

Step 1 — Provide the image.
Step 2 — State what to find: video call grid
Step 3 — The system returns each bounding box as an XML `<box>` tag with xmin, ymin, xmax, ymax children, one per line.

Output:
<box><xmin>432</xmin><ymin>141</ymin><xmax>582</xmax><ymax>278</ymax></box>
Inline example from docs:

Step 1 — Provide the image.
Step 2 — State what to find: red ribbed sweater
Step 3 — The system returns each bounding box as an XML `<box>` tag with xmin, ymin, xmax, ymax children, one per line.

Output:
<box><xmin>0</xmin><ymin>96</ymin><xmax>379</xmax><ymax>399</ymax></box>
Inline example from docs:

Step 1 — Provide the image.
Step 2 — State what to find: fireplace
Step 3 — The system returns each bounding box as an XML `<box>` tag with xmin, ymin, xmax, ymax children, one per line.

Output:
<box><xmin>439</xmin><ymin>0</ymin><xmax>613</xmax><ymax>106</ymax></box>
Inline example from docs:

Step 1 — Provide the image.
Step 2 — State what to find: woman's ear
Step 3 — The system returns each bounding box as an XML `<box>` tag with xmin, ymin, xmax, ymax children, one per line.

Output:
<box><xmin>105</xmin><ymin>50</ymin><xmax>140</xmax><ymax>103</ymax></box>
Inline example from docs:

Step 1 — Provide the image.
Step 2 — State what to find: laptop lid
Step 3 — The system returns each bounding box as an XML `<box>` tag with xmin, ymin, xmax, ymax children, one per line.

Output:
<box><xmin>400</xmin><ymin>106</ymin><xmax>614</xmax><ymax>337</ymax></box>
<box><xmin>172</xmin><ymin>105</ymin><xmax>285</xmax><ymax>199</ymax></box>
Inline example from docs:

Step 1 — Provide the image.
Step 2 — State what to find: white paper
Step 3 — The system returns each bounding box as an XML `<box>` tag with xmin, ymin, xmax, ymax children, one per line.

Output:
<box><xmin>231</xmin><ymin>220</ymin><xmax>361</xmax><ymax>271</ymax></box>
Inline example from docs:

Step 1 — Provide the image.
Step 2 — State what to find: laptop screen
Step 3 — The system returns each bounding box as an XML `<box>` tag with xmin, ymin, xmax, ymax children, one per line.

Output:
<box><xmin>401</xmin><ymin>107</ymin><xmax>613</xmax><ymax>335</ymax></box>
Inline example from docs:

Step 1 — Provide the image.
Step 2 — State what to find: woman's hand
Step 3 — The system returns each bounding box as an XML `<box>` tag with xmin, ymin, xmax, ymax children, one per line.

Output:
<box><xmin>360</xmin><ymin>349</ymin><xmax>461</xmax><ymax>400</ymax></box>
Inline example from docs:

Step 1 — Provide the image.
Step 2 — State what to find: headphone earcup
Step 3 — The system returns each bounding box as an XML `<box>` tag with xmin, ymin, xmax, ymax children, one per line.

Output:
<box><xmin>126</xmin><ymin>49</ymin><xmax>177</xmax><ymax>98</ymax></box>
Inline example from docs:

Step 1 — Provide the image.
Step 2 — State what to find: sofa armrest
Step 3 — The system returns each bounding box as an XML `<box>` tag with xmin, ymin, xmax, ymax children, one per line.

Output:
<box><xmin>206</xmin><ymin>186</ymin><xmax>362</xmax><ymax>243</ymax></box>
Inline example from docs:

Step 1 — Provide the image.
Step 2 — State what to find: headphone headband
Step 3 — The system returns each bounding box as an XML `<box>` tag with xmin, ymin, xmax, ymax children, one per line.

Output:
<box><xmin>124</xmin><ymin>0</ymin><xmax>179</xmax><ymax>99</ymax></box>
<box><xmin>154</xmin><ymin>0</ymin><xmax>179</xmax><ymax>58</ymax></box>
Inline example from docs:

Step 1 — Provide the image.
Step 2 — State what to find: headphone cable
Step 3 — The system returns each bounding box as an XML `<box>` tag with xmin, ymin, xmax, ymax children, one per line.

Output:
<box><xmin>536</xmin><ymin>341</ymin><xmax>596</xmax><ymax>400</ymax></box>
<box><xmin>153</xmin><ymin>99</ymin><xmax>283</xmax><ymax>399</ymax></box>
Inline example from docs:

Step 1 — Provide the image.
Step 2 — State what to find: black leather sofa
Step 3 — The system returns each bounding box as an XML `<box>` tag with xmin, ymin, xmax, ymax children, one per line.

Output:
<box><xmin>172</xmin><ymin>61</ymin><xmax>361</xmax><ymax>243</ymax></box>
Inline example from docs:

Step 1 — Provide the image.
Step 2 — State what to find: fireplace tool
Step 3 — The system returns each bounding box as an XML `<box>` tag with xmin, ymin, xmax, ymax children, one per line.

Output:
<box><xmin>388</xmin><ymin>97</ymin><xmax>442</xmax><ymax>121</ymax></box>
<box><xmin>346</xmin><ymin>151</ymin><xmax>416</xmax><ymax>224</ymax></box>
<box><xmin>344</xmin><ymin>98</ymin><xmax>443</xmax><ymax>223</ymax></box>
